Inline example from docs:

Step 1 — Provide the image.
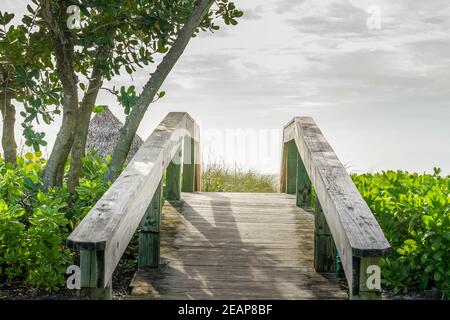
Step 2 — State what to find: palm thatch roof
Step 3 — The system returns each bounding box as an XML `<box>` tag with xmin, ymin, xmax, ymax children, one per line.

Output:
<box><xmin>86</xmin><ymin>106</ymin><xmax>143</xmax><ymax>162</ymax></box>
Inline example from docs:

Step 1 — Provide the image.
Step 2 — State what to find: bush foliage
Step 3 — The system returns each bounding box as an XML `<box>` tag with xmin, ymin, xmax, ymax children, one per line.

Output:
<box><xmin>0</xmin><ymin>156</ymin><xmax>448</xmax><ymax>299</ymax></box>
<box><xmin>352</xmin><ymin>169</ymin><xmax>449</xmax><ymax>298</ymax></box>
<box><xmin>0</xmin><ymin>152</ymin><xmax>110</xmax><ymax>290</ymax></box>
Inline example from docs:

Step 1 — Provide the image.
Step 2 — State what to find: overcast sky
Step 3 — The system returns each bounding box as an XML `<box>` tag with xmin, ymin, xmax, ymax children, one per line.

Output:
<box><xmin>2</xmin><ymin>0</ymin><xmax>450</xmax><ymax>174</ymax></box>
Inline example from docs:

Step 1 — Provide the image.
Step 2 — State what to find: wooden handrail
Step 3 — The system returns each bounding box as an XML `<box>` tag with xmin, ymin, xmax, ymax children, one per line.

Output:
<box><xmin>67</xmin><ymin>112</ymin><xmax>201</xmax><ymax>299</ymax></box>
<box><xmin>281</xmin><ymin>117</ymin><xmax>391</xmax><ymax>299</ymax></box>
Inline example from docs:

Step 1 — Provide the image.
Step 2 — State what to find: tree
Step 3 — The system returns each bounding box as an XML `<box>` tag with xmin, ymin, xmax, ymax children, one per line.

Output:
<box><xmin>25</xmin><ymin>0</ymin><xmax>235</xmax><ymax>190</ymax></box>
<box><xmin>67</xmin><ymin>0</ymin><xmax>213</xmax><ymax>192</ymax></box>
<box><xmin>2</xmin><ymin>0</ymin><xmax>242</xmax><ymax>189</ymax></box>
<box><xmin>105</xmin><ymin>0</ymin><xmax>243</xmax><ymax>182</ymax></box>
<box><xmin>0</xmin><ymin>10</ymin><xmax>58</xmax><ymax>166</ymax></box>
<box><xmin>0</xmin><ymin>66</ymin><xmax>17</xmax><ymax>166</ymax></box>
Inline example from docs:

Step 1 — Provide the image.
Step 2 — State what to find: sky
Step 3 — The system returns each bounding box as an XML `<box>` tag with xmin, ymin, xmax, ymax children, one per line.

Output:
<box><xmin>1</xmin><ymin>0</ymin><xmax>450</xmax><ymax>175</ymax></box>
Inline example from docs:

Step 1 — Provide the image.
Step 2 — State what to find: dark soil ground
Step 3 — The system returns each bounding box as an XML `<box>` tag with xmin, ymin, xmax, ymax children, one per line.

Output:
<box><xmin>0</xmin><ymin>265</ymin><xmax>134</xmax><ymax>300</ymax></box>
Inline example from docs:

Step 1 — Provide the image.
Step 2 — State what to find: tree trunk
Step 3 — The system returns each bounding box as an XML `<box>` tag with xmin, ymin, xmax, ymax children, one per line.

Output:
<box><xmin>0</xmin><ymin>94</ymin><xmax>17</xmax><ymax>166</ymax></box>
<box><xmin>44</xmin><ymin>88</ymin><xmax>78</xmax><ymax>187</ymax></box>
<box><xmin>40</xmin><ymin>0</ymin><xmax>79</xmax><ymax>188</ymax></box>
<box><xmin>105</xmin><ymin>0</ymin><xmax>215</xmax><ymax>182</ymax></box>
<box><xmin>67</xmin><ymin>66</ymin><xmax>103</xmax><ymax>193</ymax></box>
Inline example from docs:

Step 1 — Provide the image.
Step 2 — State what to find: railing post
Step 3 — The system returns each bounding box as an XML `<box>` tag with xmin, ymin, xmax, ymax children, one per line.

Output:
<box><xmin>166</xmin><ymin>144</ymin><xmax>182</xmax><ymax>200</ymax></box>
<box><xmin>351</xmin><ymin>257</ymin><xmax>382</xmax><ymax>300</ymax></box>
<box><xmin>138</xmin><ymin>180</ymin><xmax>163</xmax><ymax>269</ymax></box>
<box><xmin>285</xmin><ymin>140</ymin><xmax>297</xmax><ymax>194</ymax></box>
<box><xmin>296</xmin><ymin>153</ymin><xmax>311</xmax><ymax>208</ymax></box>
<box><xmin>314</xmin><ymin>195</ymin><xmax>337</xmax><ymax>273</ymax></box>
<box><xmin>182</xmin><ymin>136</ymin><xmax>195</xmax><ymax>192</ymax></box>
<box><xmin>80</xmin><ymin>250</ymin><xmax>112</xmax><ymax>300</ymax></box>
<box><xmin>194</xmin><ymin>135</ymin><xmax>202</xmax><ymax>192</ymax></box>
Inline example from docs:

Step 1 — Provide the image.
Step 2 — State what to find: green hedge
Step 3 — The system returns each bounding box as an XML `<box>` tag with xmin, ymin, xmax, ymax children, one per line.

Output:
<box><xmin>1</xmin><ymin>155</ymin><xmax>448</xmax><ymax>299</ymax></box>
<box><xmin>352</xmin><ymin>169</ymin><xmax>449</xmax><ymax>298</ymax></box>
<box><xmin>0</xmin><ymin>152</ymin><xmax>110</xmax><ymax>290</ymax></box>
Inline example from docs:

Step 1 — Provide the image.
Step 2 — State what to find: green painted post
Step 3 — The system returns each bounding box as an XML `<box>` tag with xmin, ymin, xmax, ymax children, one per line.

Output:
<box><xmin>138</xmin><ymin>181</ymin><xmax>163</xmax><ymax>269</ymax></box>
<box><xmin>182</xmin><ymin>136</ymin><xmax>195</xmax><ymax>192</ymax></box>
<box><xmin>285</xmin><ymin>140</ymin><xmax>297</xmax><ymax>194</ymax></box>
<box><xmin>166</xmin><ymin>145</ymin><xmax>182</xmax><ymax>201</ymax></box>
<box><xmin>351</xmin><ymin>257</ymin><xmax>382</xmax><ymax>300</ymax></box>
<box><xmin>296</xmin><ymin>154</ymin><xmax>312</xmax><ymax>208</ymax></box>
<box><xmin>80</xmin><ymin>250</ymin><xmax>112</xmax><ymax>300</ymax></box>
<box><xmin>313</xmin><ymin>194</ymin><xmax>337</xmax><ymax>273</ymax></box>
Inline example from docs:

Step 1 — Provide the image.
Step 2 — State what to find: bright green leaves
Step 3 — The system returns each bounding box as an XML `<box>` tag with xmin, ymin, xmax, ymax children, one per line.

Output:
<box><xmin>0</xmin><ymin>151</ymin><xmax>112</xmax><ymax>290</ymax></box>
<box><xmin>352</xmin><ymin>170</ymin><xmax>450</xmax><ymax>298</ymax></box>
<box><xmin>93</xmin><ymin>105</ymin><xmax>106</xmax><ymax>114</ymax></box>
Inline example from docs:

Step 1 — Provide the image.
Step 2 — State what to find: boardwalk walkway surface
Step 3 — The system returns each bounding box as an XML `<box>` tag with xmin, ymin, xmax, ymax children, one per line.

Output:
<box><xmin>67</xmin><ymin>114</ymin><xmax>389</xmax><ymax>300</ymax></box>
<box><xmin>129</xmin><ymin>192</ymin><xmax>348</xmax><ymax>300</ymax></box>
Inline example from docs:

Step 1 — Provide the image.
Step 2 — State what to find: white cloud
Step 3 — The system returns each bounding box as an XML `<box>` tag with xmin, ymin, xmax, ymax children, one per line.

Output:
<box><xmin>1</xmin><ymin>0</ymin><xmax>449</xmax><ymax>174</ymax></box>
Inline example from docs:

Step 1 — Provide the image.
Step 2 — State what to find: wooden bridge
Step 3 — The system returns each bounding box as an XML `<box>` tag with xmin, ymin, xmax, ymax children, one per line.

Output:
<box><xmin>67</xmin><ymin>113</ymin><xmax>391</xmax><ymax>300</ymax></box>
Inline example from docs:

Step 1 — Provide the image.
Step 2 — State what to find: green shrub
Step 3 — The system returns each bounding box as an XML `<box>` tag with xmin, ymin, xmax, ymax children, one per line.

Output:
<box><xmin>352</xmin><ymin>169</ymin><xmax>449</xmax><ymax>298</ymax></box>
<box><xmin>0</xmin><ymin>151</ymin><xmax>110</xmax><ymax>291</ymax></box>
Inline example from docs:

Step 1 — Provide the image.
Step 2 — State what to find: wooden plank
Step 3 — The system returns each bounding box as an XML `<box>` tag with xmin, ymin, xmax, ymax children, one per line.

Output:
<box><xmin>285</xmin><ymin>140</ymin><xmax>297</xmax><ymax>194</ymax></box>
<box><xmin>132</xmin><ymin>266</ymin><xmax>337</xmax><ymax>283</ymax></box>
<box><xmin>130</xmin><ymin>192</ymin><xmax>347</xmax><ymax>300</ymax></box>
<box><xmin>138</xmin><ymin>181</ymin><xmax>163</xmax><ymax>269</ymax></box>
<box><xmin>351</xmin><ymin>257</ymin><xmax>382</xmax><ymax>300</ymax></box>
<box><xmin>132</xmin><ymin>288</ymin><xmax>346</xmax><ymax>300</ymax></box>
<box><xmin>166</xmin><ymin>144</ymin><xmax>182</xmax><ymax>201</ymax></box>
<box><xmin>296</xmin><ymin>154</ymin><xmax>311</xmax><ymax>208</ymax></box>
<box><xmin>67</xmin><ymin>112</ymin><xmax>200</xmax><ymax>288</ymax></box>
<box><xmin>279</xmin><ymin>142</ymin><xmax>287</xmax><ymax>192</ymax></box>
<box><xmin>314</xmin><ymin>195</ymin><xmax>337</xmax><ymax>273</ymax></box>
<box><xmin>182</xmin><ymin>136</ymin><xmax>195</xmax><ymax>192</ymax></box>
<box><xmin>194</xmin><ymin>123</ymin><xmax>202</xmax><ymax>191</ymax></box>
<box><xmin>283</xmin><ymin>117</ymin><xmax>390</xmax><ymax>294</ymax></box>
<box><xmin>80</xmin><ymin>250</ymin><xmax>112</xmax><ymax>300</ymax></box>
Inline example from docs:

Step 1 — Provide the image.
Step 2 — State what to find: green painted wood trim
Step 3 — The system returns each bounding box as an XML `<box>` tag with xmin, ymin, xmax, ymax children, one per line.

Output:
<box><xmin>138</xmin><ymin>180</ymin><xmax>163</xmax><ymax>269</ymax></box>
<box><xmin>80</xmin><ymin>250</ymin><xmax>112</xmax><ymax>300</ymax></box>
<box><xmin>166</xmin><ymin>145</ymin><xmax>182</xmax><ymax>201</ymax></box>
<box><xmin>182</xmin><ymin>136</ymin><xmax>195</xmax><ymax>192</ymax></box>
<box><xmin>350</xmin><ymin>257</ymin><xmax>382</xmax><ymax>300</ymax></box>
<box><xmin>285</xmin><ymin>140</ymin><xmax>297</xmax><ymax>194</ymax></box>
<box><xmin>296</xmin><ymin>154</ymin><xmax>312</xmax><ymax>207</ymax></box>
<box><xmin>314</xmin><ymin>195</ymin><xmax>337</xmax><ymax>273</ymax></box>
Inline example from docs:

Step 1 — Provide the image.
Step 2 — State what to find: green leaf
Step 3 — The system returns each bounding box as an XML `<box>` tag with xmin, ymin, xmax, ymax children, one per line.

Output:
<box><xmin>93</xmin><ymin>105</ymin><xmax>106</xmax><ymax>114</ymax></box>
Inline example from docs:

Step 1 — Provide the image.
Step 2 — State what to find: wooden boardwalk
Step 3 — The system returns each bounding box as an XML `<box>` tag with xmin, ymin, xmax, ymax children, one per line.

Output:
<box><xmin>129</xmin><ymin>192</ymin><xmax>348</xmax><ymax>300</ymax></box>
<box><xmin>68</xmin><ymin>114</ymin><xmax>389</xmax><ymax>300</ymax></box>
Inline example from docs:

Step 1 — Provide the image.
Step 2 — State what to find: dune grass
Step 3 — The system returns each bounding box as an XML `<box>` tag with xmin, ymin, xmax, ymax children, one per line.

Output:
<box><xmin>201</xmin><ymin>162</ymin><xmax>278</xmax><ymax>193</ymax></box>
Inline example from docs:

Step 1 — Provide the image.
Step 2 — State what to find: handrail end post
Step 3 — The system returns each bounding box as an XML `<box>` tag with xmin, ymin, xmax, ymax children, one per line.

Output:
<box><xmin>350</xmin><ymin>256</ymin><xmax>382</xmax><ymax>300</ymax></box>
<box><xmin>79</xmin><ymin>249</ymin><xmax>112</xmax><ymax>300</ymax></box>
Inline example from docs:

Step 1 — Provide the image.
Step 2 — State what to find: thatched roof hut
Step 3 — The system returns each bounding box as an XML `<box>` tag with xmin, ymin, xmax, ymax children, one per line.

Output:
<box><xmin>86</xmin><ymin>106</ymin><xmax>143</xmax><ymax>162</ymax></box>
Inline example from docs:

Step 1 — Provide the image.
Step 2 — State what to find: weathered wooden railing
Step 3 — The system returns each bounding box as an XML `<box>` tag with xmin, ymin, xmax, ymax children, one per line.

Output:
<box><xmin>67</xmin><ymin>112</ymin><xmax>201</xmax><ymax>299</ymax></box>
<box><xmin>280</xmin><ymin>117</ymin><xmax>391</xmax><ymax>300</ymax></box>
